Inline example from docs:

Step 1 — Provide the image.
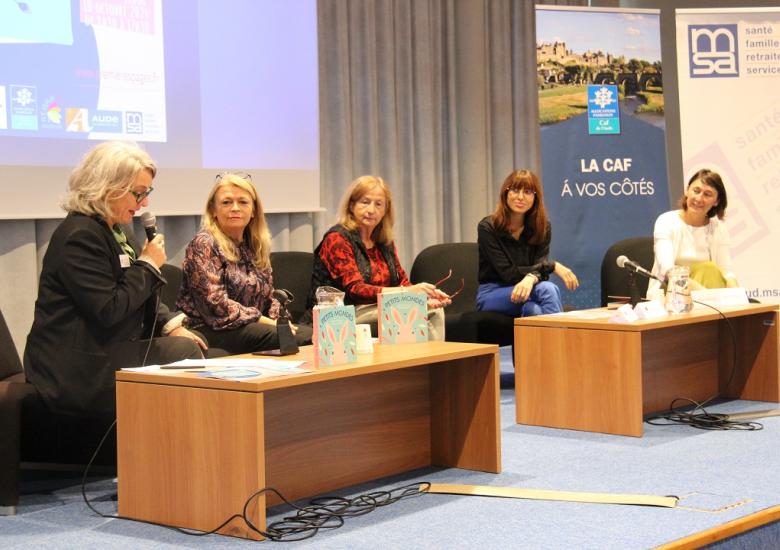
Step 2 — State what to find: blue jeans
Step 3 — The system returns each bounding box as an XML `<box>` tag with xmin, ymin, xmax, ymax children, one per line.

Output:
<box><xmin>476</xmin><ymin>281</ymin><xmax>562</xmax><ymax>317</ymax></box>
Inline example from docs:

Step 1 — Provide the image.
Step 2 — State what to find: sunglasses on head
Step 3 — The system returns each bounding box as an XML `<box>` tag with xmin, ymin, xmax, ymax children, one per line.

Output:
<box><xmin>216</xmin><ymin>171</ymin><xmax>252</xmax><ymax>182</ymax></box>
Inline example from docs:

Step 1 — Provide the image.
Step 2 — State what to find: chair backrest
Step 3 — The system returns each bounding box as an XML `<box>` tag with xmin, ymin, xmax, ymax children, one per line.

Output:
<box><xmin>270</xmin><ymin>251</ymin><xmax>315</xmax><ymax>323</ymax></box>
<box><xmin>0</xmin><ymin>308</ymin><xmax>23</xmax><ymax>381</ymax></box>
<box><xmin>600</xmin><ymin>236</ymin><xmax>654</xmax><ymax>306</ymax></box>
<box><xmin>159</xmin><ymin>264</ymin><xmax>183</xmax><ymax>311</ymax></box>
<box><xmin>410</xmin><ymin>243</ymin><xmax>479</xmax><ymax>316</ymax></box>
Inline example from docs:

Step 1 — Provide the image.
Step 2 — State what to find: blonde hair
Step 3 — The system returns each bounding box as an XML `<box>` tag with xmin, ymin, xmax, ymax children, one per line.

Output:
<box><xmin>202</xmin><ymin>173</ymin><xmax>272</xmax><ymax>269</ymax></box>
<box><xmin>336</xmin><ymin>175</ymin><xmax>395</xmax><ymax>245</ymax></box>
<box><xmin>62</xmin><ymin>141</ymin><xmax>156</xmax><ymax>220</ymax></box>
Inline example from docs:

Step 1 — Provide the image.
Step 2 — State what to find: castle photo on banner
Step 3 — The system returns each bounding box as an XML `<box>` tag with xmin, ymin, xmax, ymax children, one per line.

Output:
<box><xmin>536</xmin><ymin>5</ymin><xmax>670</xmax><ymax>309</ymax></box>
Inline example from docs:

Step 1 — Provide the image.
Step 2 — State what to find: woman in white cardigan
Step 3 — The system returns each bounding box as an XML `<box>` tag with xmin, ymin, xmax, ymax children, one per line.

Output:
<box><xmin>647</xmin><ymin>168</ymin><xmax>738</xmax><ymax>296</ymax></box>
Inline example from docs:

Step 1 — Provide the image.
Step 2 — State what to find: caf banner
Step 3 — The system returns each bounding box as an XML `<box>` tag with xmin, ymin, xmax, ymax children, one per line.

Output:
<box><xmin>676</xmin><ymin>8</ymin><xmax>780</xmax><ymax>303</ymax></box>
<box><xmin>536</xmin><ymin>6</ymin><xmax>670</xmax><ymax>308</ymax></box>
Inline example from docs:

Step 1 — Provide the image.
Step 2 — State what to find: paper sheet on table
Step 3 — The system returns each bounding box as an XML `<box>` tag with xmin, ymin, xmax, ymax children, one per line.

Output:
<box><xmin>548</xmin><ymin>309</ymin><xmax>614</xmax><ymax>320</ymax></box>
<box><xmin>122</xmin><ymin>358</ymin><xmax>308</xmax><ymax>375</ymax></box>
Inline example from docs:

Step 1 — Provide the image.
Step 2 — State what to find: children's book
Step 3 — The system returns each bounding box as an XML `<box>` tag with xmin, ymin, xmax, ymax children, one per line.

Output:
<box><xmin>312</xmin><ymin>304</ymin><xmax>357</xmax><ymax>367</ymax></box>
<box><xmin>378</xmin><ymin>289</ymin><xmax>428</xmax><ymax>344</ymax></box>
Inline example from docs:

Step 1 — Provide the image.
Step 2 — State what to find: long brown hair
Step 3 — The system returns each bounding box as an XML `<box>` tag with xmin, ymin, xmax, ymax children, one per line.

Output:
<box><xmin>490</xmin><ymin>169</ymin><xmax>549</xmax><ymax>244</ymax></box>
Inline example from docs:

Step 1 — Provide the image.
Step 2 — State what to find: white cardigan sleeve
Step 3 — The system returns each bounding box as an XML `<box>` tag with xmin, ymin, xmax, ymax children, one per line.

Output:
<box><xmin>710</xmin><ymin>220</ymin><xmax>736</xmax><ymax>281</ymax></box>
<box><xmin>652</xmin><ymin>211</ymin><xmax>679</xmax><ymax>282</ymax></box>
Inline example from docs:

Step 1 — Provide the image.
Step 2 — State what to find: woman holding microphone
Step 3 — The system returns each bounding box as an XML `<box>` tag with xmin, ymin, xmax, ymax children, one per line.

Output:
<box><xmin>24</xmin><ymin>141</ymin><xmax>204</xmax><ymax>417</ymax></box>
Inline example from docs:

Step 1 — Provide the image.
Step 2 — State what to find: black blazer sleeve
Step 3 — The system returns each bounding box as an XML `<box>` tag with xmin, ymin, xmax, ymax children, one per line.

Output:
<box><xmin>24</xmin><ymin>214</ymin><xmax>171</xmax><ymax>416</ymax></box>
<box><xmin>124</xmin><ymin>225</ymin><xmax>174</xmax><ymax>332</ymax></box>
<box><xmin>59</xmin><ymin>225</ymin><xmax>165</xmax><ymax>330</ymax></box>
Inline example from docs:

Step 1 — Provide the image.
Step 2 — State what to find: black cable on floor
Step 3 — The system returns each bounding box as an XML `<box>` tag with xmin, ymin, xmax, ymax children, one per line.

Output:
<box><xmin>645</xmin><ymin>300</ymin><xmax>763</xmax><ymax>431</ymax></box>
<box><xmin>243</xmin><ymin>482</ymin><xmax>431</xmax><ymax>541</ymax></box>
<box><xmin>80</xmin><ymin>419</ymin><xmax>430</xmax><ymax>541</ymax></box>
<box><xmin>645</xmin><ymin>396</ymin><xmax>762</xmax><ymax>431</ymax></box>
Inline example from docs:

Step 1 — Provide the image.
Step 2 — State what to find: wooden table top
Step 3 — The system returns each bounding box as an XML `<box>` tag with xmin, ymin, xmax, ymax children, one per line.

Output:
<box><xmin>116</xmin><ymin>340</ymin><xmax>499</xmax><ymax>392</ymax></box>
<box><xmin>514</xmin><ymin>303</ymin><xmax>778</xmax><ymax>332</ymax></box>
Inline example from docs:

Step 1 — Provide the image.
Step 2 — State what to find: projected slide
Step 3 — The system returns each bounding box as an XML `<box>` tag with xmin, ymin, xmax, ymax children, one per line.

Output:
<box><xmin>0</xmin><ymin>0</ymin><xmax>319</xmax><ymax>218</ymax></box>
<box><xmin>0</xmin><ymin>0</ymin><xmax>166</xmax><ymax>142</ymax></box>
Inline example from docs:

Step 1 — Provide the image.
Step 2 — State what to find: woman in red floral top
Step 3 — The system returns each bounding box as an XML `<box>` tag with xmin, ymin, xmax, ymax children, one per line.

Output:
<box><xmin>305</xmin><ymin>175</ymin><xmax>450</xmax><ymax>338</ymax></box>
<box><xmin>176</xmin><ymin>173</ymin><xmax>311</xmax><ymax>353</ymax></box>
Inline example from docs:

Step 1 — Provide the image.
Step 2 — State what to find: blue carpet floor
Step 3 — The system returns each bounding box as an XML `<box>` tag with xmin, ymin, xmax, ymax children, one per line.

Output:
<box><xmin>2</xmin><ymin>347</ymin><xmax>779</xmax><ymax>549</ymax></box>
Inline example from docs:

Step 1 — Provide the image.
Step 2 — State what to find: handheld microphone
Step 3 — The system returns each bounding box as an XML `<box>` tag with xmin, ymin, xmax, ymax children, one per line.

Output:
<box><xmin>140</xmin><ymin>211</ymin><xmax>157</xmax><ymax>241</ymax></box>
<box><xmin>616</xmin><ymin>255</ymin><xmax>661</xmax><ymax>281</ymax></box>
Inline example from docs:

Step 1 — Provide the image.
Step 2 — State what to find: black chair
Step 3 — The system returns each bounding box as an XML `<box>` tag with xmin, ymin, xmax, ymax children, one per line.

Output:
<box><xmin>600</xmin><ymin>236</ymin><xmax>654</xmax><ymax>307</ymax></box>
<box><xmin>409</xmin><ymin>243</ymin><xmax>514</xmax><ymax>348</ymax></box>
<box><xmin>158</xmin><ymin>263</ymin><xmax>230</xmax><ymax>358</ymax></box>
<box><xmin>159</xmin><ymin>263</ymin><xmax>183</xmax><ymax>311</ymax></box>
<box><xmin>0</xmin><ymin>307</ymin><xmax>32</xmax><ymax>515</ymax></box>
<box><xmin>270</xmin><ymin>251</ymin><xmax>315</xmax><ymax>323</ymax></box>
<box><xmin>0</xmin><ymin>308</ymin><xmax>115</xmax><ymax>516</ymax></box>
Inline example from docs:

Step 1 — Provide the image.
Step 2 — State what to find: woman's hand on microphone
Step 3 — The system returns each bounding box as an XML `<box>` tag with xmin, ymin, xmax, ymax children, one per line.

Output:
<box><xmin>141</xmin><ymin>233</ymin><xmax>166</xmax><ymax>268</ymax></box>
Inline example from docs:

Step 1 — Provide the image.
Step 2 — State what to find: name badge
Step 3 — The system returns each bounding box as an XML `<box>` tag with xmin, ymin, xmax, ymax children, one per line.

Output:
<box><xmin>119</xmin><ymin>254</ymin><xmax>132</xmax><ymax>268</ymax></box>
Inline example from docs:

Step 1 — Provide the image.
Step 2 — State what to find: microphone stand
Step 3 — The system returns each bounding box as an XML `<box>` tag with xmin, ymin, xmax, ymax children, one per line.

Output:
<box><xmin>276</xmin><ymin>299</ymin><xmax>299</xmax><ymax>356</ymax></box>
<box><xmin>627</xmin><ymin>270</ymin><xmax>641</xmax><ymax>307</ymax></box>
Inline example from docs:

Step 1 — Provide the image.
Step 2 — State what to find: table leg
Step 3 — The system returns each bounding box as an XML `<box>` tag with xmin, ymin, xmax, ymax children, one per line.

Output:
<box><xmin>430</xmin><ymin>352</ymin><xmax>501</xmax><ymax>472</ymax></box>
<box><xmin>117</xmin><ymin>382</ymin><xmax>266</xmax><ymax>540</ymax></box>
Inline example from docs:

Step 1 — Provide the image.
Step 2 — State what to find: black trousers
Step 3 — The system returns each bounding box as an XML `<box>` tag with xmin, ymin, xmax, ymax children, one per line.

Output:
<box><xmin>75</xmin><ymin>336</ymin><xmax>205</xmax><ymax>416</ymax></box>
<box><xmin>110</xmin><ymin>336</ymin><xmax>204</xmax><ymax>369</ymax></box>
<box><xmin>193</xmin><ymin>322</ymin><xmax>313</xmax><ymax>355</ymax></box>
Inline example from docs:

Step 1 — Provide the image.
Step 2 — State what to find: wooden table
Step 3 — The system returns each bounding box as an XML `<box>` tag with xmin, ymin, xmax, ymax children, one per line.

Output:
<box><xmin>514</xmin><ymin>303</ymin><xmax>779</xmax><ymax>437</ymax></box>
<box><xmin>116</xmin><ymin>341</ymin><xmax>500</xmax><ymax>540</ymax></box>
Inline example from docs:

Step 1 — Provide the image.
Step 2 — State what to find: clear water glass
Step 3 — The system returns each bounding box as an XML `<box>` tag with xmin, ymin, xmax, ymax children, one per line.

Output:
<box><xmin>665</xmin><ymin>266</ymin><xmax>693</xmax><ymax>314</ymax></box>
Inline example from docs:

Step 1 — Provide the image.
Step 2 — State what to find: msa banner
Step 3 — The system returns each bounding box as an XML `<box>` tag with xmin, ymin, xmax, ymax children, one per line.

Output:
<box><xmin>676</xmin><ymin>8</ymin><xmax>780</xmax><ymax>303</ymax></box>
<box><xmin>536</xmin><ymin>6</ymin><xmax>669</xmax><ymax>308</ymax></box>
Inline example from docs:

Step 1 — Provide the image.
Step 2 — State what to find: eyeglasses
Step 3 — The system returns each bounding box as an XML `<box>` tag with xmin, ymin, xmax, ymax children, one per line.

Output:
<box><xmin>129</xmin><ymin>187</ymin><xmax>154</xmax><ymax>203</ymax></box>
<box><xmin>508</xmin><ymin>188</ymin><xmax>535</xmax><ymax>197</ymax></box>
<box><xmin>434</xmin><ymin>268</ymin><xmax>465</xmax><ymax>300</ymax></box>
<box><xmin>216</xmin><ymin>172</ymin><xmax>252</xmax><ymax>182</ymax></box>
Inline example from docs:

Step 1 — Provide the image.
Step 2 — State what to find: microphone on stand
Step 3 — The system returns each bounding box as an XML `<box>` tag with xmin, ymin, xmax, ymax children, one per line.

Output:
<box><xmin>616</xmin><ymin>255</ymin><xmax>661</xmax><ymax>281</ymax></box>
<box><xmin>272</xmin><ymin>289</ymin><xmax>294</xmax><ymax>313</ymax></box>
<box><xmin>140</xmin><ymin>211</ymin><xmax>157</xmax><ymax>242</ymax></box>
<box><xmin>615</xmin><ymin>255</ymin><xmax>659</xmax><ymax>307</ymax></box>
<box><xmin>272</xmin><ymin>289</ymin><xmax>299</xmax><ymax>355</ymax></box>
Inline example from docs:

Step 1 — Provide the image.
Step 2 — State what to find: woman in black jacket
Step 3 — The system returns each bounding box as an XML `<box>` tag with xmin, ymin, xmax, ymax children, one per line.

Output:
<box><xmin>477</xmin><ymin>169</ymin><xmax>578</xmax><ymax>317</ymax></box>
<box><xmin>24</xmin><ymin>141</ymin><xmax>204</xmax><ymax>416</ymax></box>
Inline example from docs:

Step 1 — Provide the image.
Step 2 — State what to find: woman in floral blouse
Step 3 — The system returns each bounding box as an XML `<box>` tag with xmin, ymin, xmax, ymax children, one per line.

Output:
<box><xmin>176</xmin><ymin>173</ymin><xmax>311</xmax><ymax>353</ymax></box>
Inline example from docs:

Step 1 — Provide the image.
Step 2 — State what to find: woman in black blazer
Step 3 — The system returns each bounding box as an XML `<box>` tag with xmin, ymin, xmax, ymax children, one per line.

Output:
<box><xmin>24</xmin><ymin>141</ymin><xmax>205</xmax><ymax>417</ymax></box>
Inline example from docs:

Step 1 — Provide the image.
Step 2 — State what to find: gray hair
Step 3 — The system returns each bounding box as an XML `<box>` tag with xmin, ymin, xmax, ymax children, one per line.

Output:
<box><xmin>61</xmin><ymin>141</ymin><xmax>157</xmax><ymax>219</ymax></box>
